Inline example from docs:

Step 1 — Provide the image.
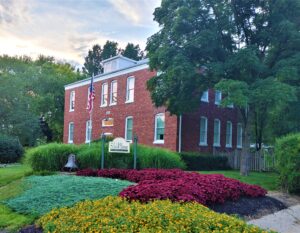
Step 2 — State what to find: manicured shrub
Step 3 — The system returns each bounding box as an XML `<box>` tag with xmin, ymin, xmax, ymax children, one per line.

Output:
<box><xmin>37</xmin><ymin>196</ymin><xmax>271</xmax><ymax>233</ymax></box>
<box><xmin>0</xmin><ymin>134</ymin><xmax>24</xmax><ymax>163</ymax></box>
<box><xmin>180</xmin><ymin>152</ymin><xmax>230</xmax><ymax>171</ymax></box>
<box><xmin>275</xmin><ymin>133</ymin><xmax>300</xmax><ymax>194</ymax></box>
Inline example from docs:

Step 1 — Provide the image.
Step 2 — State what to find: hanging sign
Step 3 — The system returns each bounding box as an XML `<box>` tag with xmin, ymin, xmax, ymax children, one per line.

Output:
<box><xmin>109</xmin><ymin>137</ymin><xmax>130</xmax><ymax>153</ymax></box>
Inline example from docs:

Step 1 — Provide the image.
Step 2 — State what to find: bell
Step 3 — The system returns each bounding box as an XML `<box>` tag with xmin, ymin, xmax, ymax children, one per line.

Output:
<box><xmin>64</xmin><ymin>154</ymin><xmax>78</xmax><ymax>171</ymax></box>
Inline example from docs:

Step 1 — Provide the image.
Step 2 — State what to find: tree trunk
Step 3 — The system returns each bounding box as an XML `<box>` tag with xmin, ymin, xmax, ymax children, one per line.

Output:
<box><xmin>240</xmin><ymin>123</ymin><xmax>251</xmax><ymax>176</ymax></box>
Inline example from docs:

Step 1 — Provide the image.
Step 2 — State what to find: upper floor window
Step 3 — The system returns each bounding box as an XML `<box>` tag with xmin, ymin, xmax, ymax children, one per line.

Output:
<box><xmin>126</xmin><ymin>76</ymin><xmax>135</xmax><ymax>103</ymax></box>
<box><xmin>101</xmin><ymin>83</ymin><xmax>108</xmax><ymax>107</ymax></box>
<box><xmin>154</xmin><ymin>113</ymin><xmax>165</xmax><ymax>144</ymax></box>
<box><xmin>226</xmin><ymin>121</ymin><xmax>232</xmax><ymax>148</ymax></box>
<box><xmin>215</xmin><ymin>91</ymin><xmax>222</xmax><ymax>105</ymax></box>
<box><xmin>85</xmin><ymin>120</ymin><xmax>92</xmax><ymax>143</ymax></box>
<box><xmin>125</xmin><ymin>116</ymin><xmax>133</xmax><ymax>142</ymax></box>
<box><xmin>68</xmin><ymin>122</ymin><xmax>74</xmax><ymax>143</ymax></box>
<box><xmin>110</xmin><ymin>81</ymin><xmax>117</xmax><ymax>105</ymax></box>
<box><xmin>199</xmin><ymin>117</ymin><xmax>208</xmax><ymax>146</ymax></box>
<box><xmin>69</xmin><ymin>91</ymin><xmax>75</xmax><ymax>111</ymax></box>
<box><xmin>237</xmin><ymin>123</ymin><xmax>243</xmax><ymax>148</ymax></box>
<box><xmin>201</xmin><ymin>90</ymin><xmax>209</xmax><ymax>102</ymax></box>
<box><xmin>213</xmin><ymin>119</ymin><xmax>221</xmax><ymax>147</ymax></box>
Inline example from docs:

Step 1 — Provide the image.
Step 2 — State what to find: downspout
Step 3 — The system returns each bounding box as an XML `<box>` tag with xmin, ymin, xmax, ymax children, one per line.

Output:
<box><xmin>178</xmin><ymin>115</ymin><xmax>182</xmax><ymax>153</ymax></box>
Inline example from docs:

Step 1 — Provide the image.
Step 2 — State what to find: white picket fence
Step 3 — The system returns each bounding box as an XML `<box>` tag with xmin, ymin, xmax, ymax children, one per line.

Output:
<box><xmin>213</xmin><ymin>149</ymin><xmax>276</xmax><ymax>171</ymax></box>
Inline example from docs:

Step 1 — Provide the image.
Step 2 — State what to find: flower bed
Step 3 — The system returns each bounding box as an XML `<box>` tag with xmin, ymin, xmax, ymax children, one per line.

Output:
<box><xmin>37</xmin><ymin>196</ymin><xmax>272</xmax><ymax>233</ymax></box>
<box><xmin>76</xmin><ymin>169</ymin><xmax>267</xmax><ymax>205</ymax></box>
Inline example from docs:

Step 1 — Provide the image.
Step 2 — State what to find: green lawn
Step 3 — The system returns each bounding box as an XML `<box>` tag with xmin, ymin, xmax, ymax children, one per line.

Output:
<box><xmin>0</xmin><ymin>164</ymin><xmax>32</xmax><ymax>187</ymax></box>
<box><xmin>199</xmin><ymin>170</ymin><xmax>278</xmax><ymax>191</ymax></box>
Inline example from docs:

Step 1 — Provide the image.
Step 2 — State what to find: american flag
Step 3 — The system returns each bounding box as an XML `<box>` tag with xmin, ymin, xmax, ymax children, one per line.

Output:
<box><xmin>87</xmin><ymin>75</ymin><xmax>95</xmax><ymax>114</ymax></box>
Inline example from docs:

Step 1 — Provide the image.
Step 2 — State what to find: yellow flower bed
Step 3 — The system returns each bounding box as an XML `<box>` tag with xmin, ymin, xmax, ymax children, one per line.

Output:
<box><xmin>37</xmin><ymin>196</ymin><xmax>274</xmax><ymax>233</ymax></box>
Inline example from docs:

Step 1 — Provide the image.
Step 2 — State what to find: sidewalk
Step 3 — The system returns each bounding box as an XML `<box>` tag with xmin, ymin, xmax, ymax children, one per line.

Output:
<box><xmin>248</xmin><ymin>204</ymin><xmax>300</xmax><ymax>233</ymax></box>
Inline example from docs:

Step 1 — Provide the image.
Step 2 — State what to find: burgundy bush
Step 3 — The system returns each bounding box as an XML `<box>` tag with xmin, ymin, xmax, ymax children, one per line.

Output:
<box><xmin>76</xmin><ymin>168</ymin><xmax>267</xmax><ymax>205</ymax></box>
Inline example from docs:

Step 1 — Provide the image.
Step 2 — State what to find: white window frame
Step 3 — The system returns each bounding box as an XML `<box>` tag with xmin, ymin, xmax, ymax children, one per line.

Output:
<box><xmin>68</xmin><ymin>122</ymin><xmax>74</xmax><ymax>143</ymax></box>
<box><xmin>201</xmin><ymin>90</ymin><xmax>209</xmax><ymax>102</ymax></box>
<box><xmin>125</xmin><ymin>116</ymin><xmax>133</xmax><ymax>142</ymax></box>
<box><xmin>199</xmin><ymin>117</ymin><xmax>208</xmax><ymax>146</ymax></box>
<box><xmin>213</xmin><ymin>119</ymin><xmax>221</xmax><ymax>147</ymax></box>
<box><xmin>110</xmin><ymin>80</ymin><xmax>117</xmax><ymax>105</ymax></box>
<box><xmin>226</xmin><ymin>121</ymin><xmax>232</xmax><ymax>148</ymax></box>
<box><xmin>215</xmin><ymin>90</ymin><xmax>222</xmax><ymax>105</ymax></box>
<box><xmin>85</xmin><ymin>120</ymin><xmax>92</xmax><ymax>143</ymax></box>
<box><xmin>125</xmin><ymin>76</ymin><xmax>135</xmax><ymax>103</ymax></box>
<box><xmin>69</xmin><ymin>91</ymin><xmax>75</xmax><ymax>112</ymax></box>
<box><xmin>101</xmin><ymin>82</ymin><xmax>108</xmax><ymax>107</ymax></box>
<box><xmin>154</xmin><ymin>113</ymin><xmax>165</xmax><ymax>144</ymax></box>
<box><xmin>237</xmin><ymin>123</ymin><xmax>243</xmax><ymax>148</ymax></box>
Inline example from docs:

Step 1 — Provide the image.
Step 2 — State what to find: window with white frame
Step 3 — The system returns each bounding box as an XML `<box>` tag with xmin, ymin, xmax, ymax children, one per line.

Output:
<box><xmin>126</xmin><ymin>76</ymin><xmax>135</xmax><ymax>103</ymax></box>
<box><xmin>237</xmin><ymin>123</ymin><xmax>243</xmax><ymax>148</ymax></box>
<box><xmin>85</xmin><ymin>120</ymin><xmax>92</xmax><ymax>143</ymax></box>
<box><xmin>226</xmin><ymin>121</ymin><xmax>232</xmax><ymax>147</ymax></box>
<box><xmin>201</xmin><ymin>90</ymin><xmax>209</xmax><ymax>102</ymax></box>
<box><xmin>215</xmin><ymin>91</ymin><xmax>222</xmax><ymax>105</ymax></box>
<box><xmin>199</xmin><ymin>117</ymin><xmax>208</xmax><ymax>145</ymax></box>
<box><xmin>213</xmin><ymin>119</ymin><xmax>221</xmax><ymax>146</ymax></box>
<box><xmin>110</xmin><ymin>81</ymin><xmax>117</xmax><ymax>105</ymax></box>
<box><xmin>68</xmin><ymin>122</ymin><xmax>74</xmax><ymax>143</ymax></box>
<box><xmin>125</xmin><ymin>117</ymin><xmax>133</xmax><ymax>142</ymax></box>
<box><xmin>154</xmin><ymin>113</ymin><xmax>165</xmax><ymax>143</ymax></box>
<box><xmin>101</xmin><ymin>83</ymin><xmax>108</xmax><ymax>106</ymax></box>
<box><xmin>69</xmin><ymin>91</ymin><xmax>75</xmax><ymax>111</ymax></box>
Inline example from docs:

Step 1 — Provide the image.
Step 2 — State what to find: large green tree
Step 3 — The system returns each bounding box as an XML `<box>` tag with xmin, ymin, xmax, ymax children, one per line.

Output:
<box><xmin>121</xmin><ymin>43</ymin><xmax>144</xmax><ymax>60</ymax></box>
<box><xmin>146</xmin><ymin>0</ymin><xmax>299</xmax><ymax>175</ymax></box>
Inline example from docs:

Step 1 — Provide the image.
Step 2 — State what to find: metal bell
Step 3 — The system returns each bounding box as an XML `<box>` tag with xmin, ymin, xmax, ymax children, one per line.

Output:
<box><xmin>64</xmin><ymin>154</ymin><xmax>78</xmax><ymax>171</ymax></box>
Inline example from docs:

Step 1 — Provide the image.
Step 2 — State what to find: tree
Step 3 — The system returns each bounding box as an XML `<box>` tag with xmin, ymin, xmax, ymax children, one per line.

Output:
<box><xmin>101</xmin><ymin>41</ymin><xmax>118</xmax><ymax>60</ymax></box>
<box><xmin>146</xmin><ymin>0</ymin><xmax>299</xmax><ymax>175</ymax></box>
<box><xmin>83</xmin><ymin>44</ymin><xmax>103</xmax><ymax>76</ymax></box>
<box><xmin>121</xmin><ymin>43</ymin><xmax>144</xmax><ymax>60</ymax></box>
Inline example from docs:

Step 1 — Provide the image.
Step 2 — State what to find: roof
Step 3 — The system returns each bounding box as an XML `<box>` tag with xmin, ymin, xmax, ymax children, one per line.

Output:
<box><xmin>101</xmin><ymin>54</ymin><xmax>137</xmax><ymax>64</ymax></box>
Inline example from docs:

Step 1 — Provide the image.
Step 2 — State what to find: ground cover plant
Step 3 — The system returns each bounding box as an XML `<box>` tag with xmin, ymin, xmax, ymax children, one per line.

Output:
<box><xmin>77</xmin><ymin>169</ymin><xmax>266</xmax><ymax>205</ymax></box>
<box><xmin>37</xmin><ymin>196</ymin><xmax>273</xmax><ymax>233</ymax></box>
<box><xmin>5</xmin><ymin>175</ymin><xmax>133</xmax><ymax>216</ymax></box>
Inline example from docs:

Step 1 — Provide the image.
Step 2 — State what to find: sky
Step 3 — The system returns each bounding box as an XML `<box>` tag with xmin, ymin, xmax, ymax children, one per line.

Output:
<box><xmin>0</xmin><ymin>0</ymin><xmax>161</xmax><ymax>67</ymax></box>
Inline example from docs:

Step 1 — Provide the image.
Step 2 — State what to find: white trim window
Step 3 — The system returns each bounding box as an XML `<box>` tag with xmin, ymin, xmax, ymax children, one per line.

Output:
<box><xmin>213</xmin><ymin>119</ymin><xmax>221</xmax><ymax>147</ymax></box>
<box><xmin>125</xmin><ymin>116</ymin><xmax>133</xmax><ymax>142</ymax></box>
<box><xmin>85</xmin><ymin>120</ymin><xmax>92</xmax><ymax>143</ymax></box>
<box><xmin>101</xmin><ymin>83</ymin><xmax>108</xmax><ymax>106</ymax></box>
<box><xmin>68</xmin><ymin>122</ymin><xmax>74</xmax><ymax>143</ymax></box>
<box><xmin>110</xmin><ymin>80</ymin><xmax>117</xmax><ymax>105</ymax></box>
<box><xmin>237</xmin><ymin>123</ymin><xmax>243</xmax><ymax>148</ymax></box>
<box><xmin>199</xmin><ymin>117</ymin><xmax>208</xmax><ymax>145</ymax></box>
<box><xmin>215</xmin><ymin>90</ymin><xmax>222</xmax><ymax>105</ymax></box>
<box><xmin>154</xmin><ymin>113</ymin><xmax>165</xmax><ymax>144</ymax></box>
<box><xmin>126</xmin><ymin>76</ymin><xmax>135</xmax><ymax>103</ymax></box>
<box><xmin>69</xmin><ymin>91</ymin><xmax>75</xmax><ymax>111</ymax></box>
<box><xmin>226</xmin><ymin>121</ymin><xmax>232</xmax><ymax>148</ymax></box>
<box><xmin>201</xmin><ymin>90</ymin><xmax>209</xmax><ymax>102</ymax></box>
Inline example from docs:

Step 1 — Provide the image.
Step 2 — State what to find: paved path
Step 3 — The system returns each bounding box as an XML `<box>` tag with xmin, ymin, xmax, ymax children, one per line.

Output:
<box><xmin>248</xmin><ymin>204</ymin><xmax>300</xmax><ymax>233</ymax></box>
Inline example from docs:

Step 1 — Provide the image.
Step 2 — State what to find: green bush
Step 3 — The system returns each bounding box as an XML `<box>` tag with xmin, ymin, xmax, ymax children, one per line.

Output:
<box><xmin>0</xmin><ymin>134</ymin><xmax>24</xmax><ymax>163</ymax></box>
<box><xmin>180</xmin><ymin>152</ymin><xmax>230</xmax><ymax>171</ymax></box>
<box><xmin>275</xmin><ymin>133</ymin><xmax>300</xmax><ymax>194</ymax></box>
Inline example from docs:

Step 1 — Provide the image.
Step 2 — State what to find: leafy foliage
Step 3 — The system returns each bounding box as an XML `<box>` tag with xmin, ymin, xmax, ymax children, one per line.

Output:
<box><xmin>121</xmin><ymin>43</ymin><xmax>144</xmax><ymax>60</ymax></box>
<box><xmin>0</xmin><ymin>134</ymin><xmax>24</xmax><ymax>163</ymax></box>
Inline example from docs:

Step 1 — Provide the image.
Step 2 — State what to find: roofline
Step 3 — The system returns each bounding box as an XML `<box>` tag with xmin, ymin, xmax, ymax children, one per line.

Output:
<box><xmin>65</xmin><ymin>59</ymin><xmax>149</xmax><ymax>90</ymax></box>
<box><xmin>101</xmin><ymin>54</ymin><xmax>137</xmax><ymax>64</ymax></box>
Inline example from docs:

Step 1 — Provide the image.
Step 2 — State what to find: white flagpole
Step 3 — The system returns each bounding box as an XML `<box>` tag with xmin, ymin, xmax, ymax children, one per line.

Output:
<box><xmin>89</xmin><ymin>74</ymin><xmax>94</xmax><ymax>146</ymax></box>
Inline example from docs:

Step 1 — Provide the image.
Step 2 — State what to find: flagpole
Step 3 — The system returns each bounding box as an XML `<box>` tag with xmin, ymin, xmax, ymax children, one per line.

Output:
<box><xmin>89</xmin><ymin>74</ymin><xmax>94</xmax><ymax>147</ymax></box>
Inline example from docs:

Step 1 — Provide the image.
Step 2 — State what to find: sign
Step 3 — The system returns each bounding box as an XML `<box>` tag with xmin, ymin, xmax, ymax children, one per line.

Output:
<box><xmin>102</xmin><ymin>118</ymin><xmax>113</xmax><ymax>127</ymax></box>
<box><xmin>109</xmin><ymin>137</ymin><xmax>130</xmax><ymax>153</ymax></box>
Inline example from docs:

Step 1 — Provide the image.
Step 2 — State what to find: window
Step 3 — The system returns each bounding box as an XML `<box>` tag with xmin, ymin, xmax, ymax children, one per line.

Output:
<box><xmin>226</xmin><ymin>121</ymin><xmax>232</xmax><ymax>148</ymax></box>
<box><xmin>125</xmin><ymin>117</ymin><xmax>133</xmax><ymax>142</ymax></box>
<box><xmin>101</xmin><ymin>83</ymin><xmax>108</xmax><ymax>106</ymax></box>
<box><xmin>69</xmin><ymin>91</ymin><xmax>75</xmax><ymax>111</ymax></box>
<box><xmin>215</xmin><ymin>91</ymin><xmax>222</xmax><ymax>105</ymax></box>
<box><xmin>68</xmin><ymin>122</ymin><xmax>74</xmax><ymax>143</ymax></box>
<box><xmin>85</xmin><ymin>120</ymin><xmax>92</xmax><ymax>143</ymax></box>
<box><xmin>154</xmin><ymin>113</ymin><xmax>165</xmax><ymax>143</ymax></box>
<box><xmin>199</xmin><ymin>117</ymin><xmax>208</xmax><ymax>145</ymax></box>
<box><xmin>201</xmin><ymin>90</ymin><xmax>209</xmax><ymax>102</ymax></box>
<box><xmin>110</xmin><ymin>81</ymin><xmax>117</xmax><ymax>105</ymax></box>
<box><xmin>126</xmin><ymin>76</ymin><xmax>135</xmax><ymax>103</ymax></box>
<box><xmin>213</xmin><ymin>119</ymin><xmax>221</xmax><ymax>147</ymax></box>
<box><xmin>237</xmin><ymin>123</ymin><xmax>243</xmax><ymax>148</ymax></box>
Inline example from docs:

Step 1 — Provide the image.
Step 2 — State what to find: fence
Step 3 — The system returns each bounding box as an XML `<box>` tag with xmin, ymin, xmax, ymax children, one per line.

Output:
<box><xmin>213</xmin><ymin>149</ymin><xmax>276</xmax><ymax>171</ymax></box>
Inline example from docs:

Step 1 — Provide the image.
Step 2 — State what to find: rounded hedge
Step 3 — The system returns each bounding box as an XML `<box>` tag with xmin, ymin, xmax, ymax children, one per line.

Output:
<box><xmin>0</xmin><ymin>134</ymin><xmax>24</xmax><ymax>163</ymax></box>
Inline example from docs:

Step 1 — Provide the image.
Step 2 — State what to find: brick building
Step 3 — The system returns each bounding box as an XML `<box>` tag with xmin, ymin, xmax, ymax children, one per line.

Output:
<box><xmin>63</xmin><ymin>55</ymin><xmax>242</xmax><ymax>152</ymax></box>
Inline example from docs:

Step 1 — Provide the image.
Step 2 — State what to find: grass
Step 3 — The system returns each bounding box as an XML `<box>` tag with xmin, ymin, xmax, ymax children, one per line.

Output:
<box><xmin>199</xmin><ymin>170</ymin><xmax>278</xmax><ymax>191</ymax></box>
<box><xmin>0</xmin><ymin>164</ymin><xmax>32</xmax><ymax>187</ymax></box>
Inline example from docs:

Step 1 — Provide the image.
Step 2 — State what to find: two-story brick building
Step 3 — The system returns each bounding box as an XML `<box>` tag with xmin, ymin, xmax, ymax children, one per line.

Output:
<box><xmin>63</xmin><ymin>55</ymin><xmax>242</xmax><ymax>152</ymax></box>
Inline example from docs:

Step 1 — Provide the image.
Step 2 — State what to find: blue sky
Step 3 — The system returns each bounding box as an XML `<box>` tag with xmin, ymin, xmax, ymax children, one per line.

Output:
<box><xmin>0</xmin><ymin>0</ymin><xmax>160</xmax><ymax>66</ymax></box>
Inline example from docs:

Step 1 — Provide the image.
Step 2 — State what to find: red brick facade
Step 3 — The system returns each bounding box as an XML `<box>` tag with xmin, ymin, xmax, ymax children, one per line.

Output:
<box><xmin>63</xmin><ymin>58</ymin><xmax>241</xmax><ymax>152</ymax></box>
